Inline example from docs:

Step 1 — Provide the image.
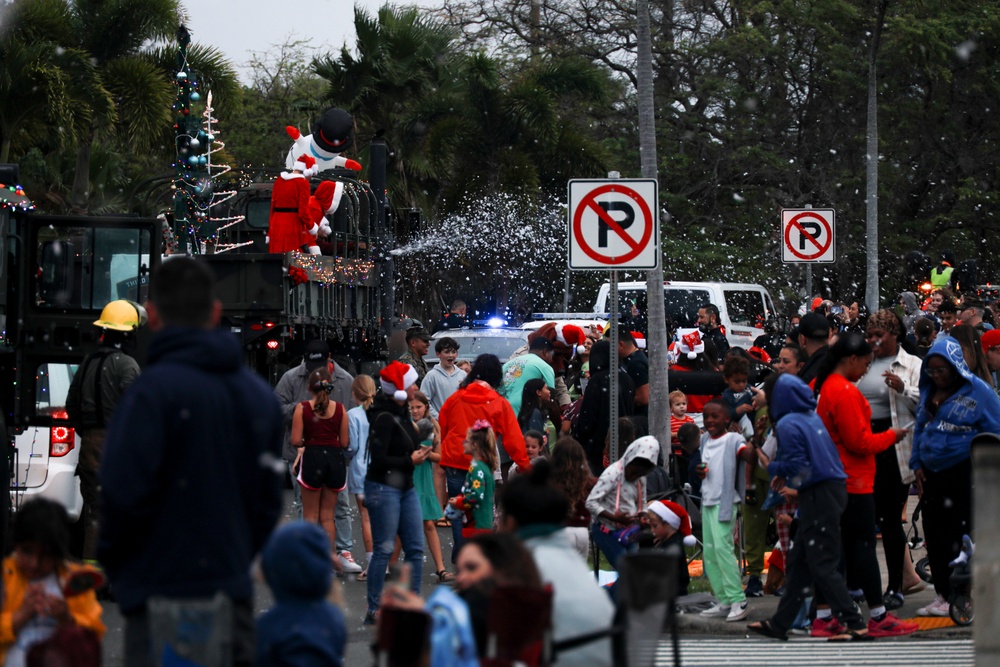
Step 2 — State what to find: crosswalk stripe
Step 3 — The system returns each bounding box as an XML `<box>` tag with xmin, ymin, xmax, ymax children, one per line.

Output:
<box><xmin>653</xmin><ymin>638</ymin><xmax>974</xmax><ymax>666</ymax></box>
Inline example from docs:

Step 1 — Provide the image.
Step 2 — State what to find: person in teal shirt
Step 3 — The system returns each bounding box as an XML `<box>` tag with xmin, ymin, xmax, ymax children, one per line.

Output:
<box><xmin>501</xmin><ymin>337</ymin><xmax>556</xmax><ymax>415</ymax></box>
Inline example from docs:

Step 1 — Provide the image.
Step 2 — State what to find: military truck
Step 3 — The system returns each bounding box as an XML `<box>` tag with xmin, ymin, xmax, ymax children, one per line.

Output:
<box><xmin>199</xmin><ymin>138</ymin><xmax>394</xmax><ymax>383</ymax></box>
<box><xmin>0</xmin><ymin>169</ymin><xmax>162</xmax><ymax>530</ymax></box>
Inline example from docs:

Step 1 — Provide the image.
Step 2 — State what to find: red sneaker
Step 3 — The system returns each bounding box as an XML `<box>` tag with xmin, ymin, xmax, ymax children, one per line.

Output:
<box><xmin>811</xmin><ymin>616</ymin><xmax>846</xmax><ymax>637</ymax></box>
<box><xmin>868</xmin><ymin>613</ymin><xmax>919</xmax><ymax>638</ymax></box>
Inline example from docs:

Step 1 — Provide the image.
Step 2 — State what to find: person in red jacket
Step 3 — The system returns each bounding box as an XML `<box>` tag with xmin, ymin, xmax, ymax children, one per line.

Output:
<box><xmin>811</xmin><ymin>332</ymin><xmax>914</xmax><ymax>638</ymax></box>
<box><xmin>438</xmin><ymin>354</ymin><xmax>530</xmax><ymax>559</ymax></box>
<box><xmin>268</xmin><ymin>154</ymin><xmax>317</xmax><ymax>254</ymax></box>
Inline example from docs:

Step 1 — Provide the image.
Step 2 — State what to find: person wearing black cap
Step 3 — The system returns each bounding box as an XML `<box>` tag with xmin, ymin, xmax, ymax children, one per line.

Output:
<box><xmin>959</xmin><ymin>296</ymin><xmax>993</xmax><ymax>334</ymax></box>
<box><xmin>274</xmin><ymin>340</ymin><xmax>362</xmax><ymax>573</ymax></box>
<box><xmin>399</xmin><ymin>328</ymin><xmax>431</xmax><ymax>386</ymax></box>
<box><xmin>797</xmin><ymin>312</ymin><xmax>831</xmax><ymax>384</ymax></box>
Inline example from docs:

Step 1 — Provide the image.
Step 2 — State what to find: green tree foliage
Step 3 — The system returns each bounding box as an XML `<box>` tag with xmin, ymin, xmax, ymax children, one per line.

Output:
<box><xmin>314</xmin><ymin>5</ymin><xmax>463</xmax><ymax>214</ymax></box>
<box><xmin>224</xmin><ymin>38</ymin><xmax>327</xmax><ymax>169</ymax></box>
<box><xmin>2</xmin><ymin>0</ymin><xmax>239</xmax><ymax>213</ymax></box>
<box><xmin>439</xmin><ymin>0</ymin><xmax>1000</xmax><ymax>309</ymax></box>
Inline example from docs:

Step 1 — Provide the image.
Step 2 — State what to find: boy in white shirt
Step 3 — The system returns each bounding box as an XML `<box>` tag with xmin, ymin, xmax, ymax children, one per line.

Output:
<box><xmin>697</xmin><ymin>400</ymin><xmax>758</xmax><ymax>622</ymax></box>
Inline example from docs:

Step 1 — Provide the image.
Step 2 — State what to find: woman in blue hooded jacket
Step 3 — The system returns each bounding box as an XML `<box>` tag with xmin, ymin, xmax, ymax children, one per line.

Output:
<box><xmin>909</xmin><ymin>335</ymin><xmax>1000</xmax><ymax>616</ymax></box>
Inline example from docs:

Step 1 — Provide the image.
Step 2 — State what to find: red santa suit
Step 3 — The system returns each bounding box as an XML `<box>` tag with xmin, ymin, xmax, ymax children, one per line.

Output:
<box><xmin>268</xmin><ymin>155</ymin><xmax>316</xmax><ymax>254</ymax></box>
<box><xmin>302</xmin><ymin>180</ymin><xmax>344</xmax><ymax>255</ymax></box>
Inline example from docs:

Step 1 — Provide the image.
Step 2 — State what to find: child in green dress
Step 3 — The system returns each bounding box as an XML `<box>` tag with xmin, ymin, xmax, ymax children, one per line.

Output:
<box><xmin>448</xmin><ymin>419</ymin><xmax>499</xmax><ymax>538</ymax></box>
<box><xmin>409</xmin><ymin>392</ymin><xmax>455</xmax><ymax>583</ymax></box>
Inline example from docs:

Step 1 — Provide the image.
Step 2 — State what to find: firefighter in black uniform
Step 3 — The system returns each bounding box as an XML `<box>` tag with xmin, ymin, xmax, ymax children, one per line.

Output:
<box><xmin>66</xmin><ymin>300</ymin><xmax>145</xmax><ymax>563</ymax></box>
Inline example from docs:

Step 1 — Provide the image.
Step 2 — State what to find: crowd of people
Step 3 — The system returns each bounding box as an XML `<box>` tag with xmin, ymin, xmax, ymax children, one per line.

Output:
<box><xmin>7</xmin><ymin>268</ymin><xmax>1000</xmax><ymax>664</ymax></box>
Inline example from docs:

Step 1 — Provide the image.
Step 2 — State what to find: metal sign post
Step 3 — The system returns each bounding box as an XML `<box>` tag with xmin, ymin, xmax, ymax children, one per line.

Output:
<box><xmin>608</xmin><ymin>271</ymin><xmax>619</xmax><ymax>462</ymax></box>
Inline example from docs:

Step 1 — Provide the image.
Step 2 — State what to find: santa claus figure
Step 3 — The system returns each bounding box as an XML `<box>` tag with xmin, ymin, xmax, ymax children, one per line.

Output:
<box><xmin>301</xmin><ymin>180</ymin><xmax>343</xmax><ymax>255</ymax></box>
<box><xmin>285</xmin><ymin>107</ymin><xmax>363</xmax><ymax>174</ymax></box>
<box><xmin>268</xmin><ymin>154</ymin><xmax>318</xmax><ymax>254</ymax></box>
<box><xmin>528</xmin><ymin>322</ymin><xmax>587</xmax><ymax>373</ymax></box>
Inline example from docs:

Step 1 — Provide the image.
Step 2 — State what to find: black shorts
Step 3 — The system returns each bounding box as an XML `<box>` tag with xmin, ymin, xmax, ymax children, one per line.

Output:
<box><xmin>297</xmin><ymin>446</ymin><xmax>347</xmax><ymax>491</ymax></box>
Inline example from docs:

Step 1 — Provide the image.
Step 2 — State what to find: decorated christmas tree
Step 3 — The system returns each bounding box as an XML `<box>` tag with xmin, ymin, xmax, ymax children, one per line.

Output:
<box><xmin>171</xmin><ymin>25</ymin><xmax>248</xmax><ymax>254</ymax></box>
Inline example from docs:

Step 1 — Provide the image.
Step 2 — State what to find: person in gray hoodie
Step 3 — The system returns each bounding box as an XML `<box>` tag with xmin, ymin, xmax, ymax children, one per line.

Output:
<box><xmin>899</xmin><ymin>291</ymin><xmax>921</xmax><ymax>332</ymax></box>
<box><xmin>422</xmin><ymin>337</ymin><xmax>467</xmax><ymax>419</ymax></box>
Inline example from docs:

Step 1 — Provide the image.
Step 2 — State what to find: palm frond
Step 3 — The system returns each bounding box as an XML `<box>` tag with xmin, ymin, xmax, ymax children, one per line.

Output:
<box><xmin>101</xmin><ymin>56</ymin><xmax>173</xmax><ymax>149</ymax></box>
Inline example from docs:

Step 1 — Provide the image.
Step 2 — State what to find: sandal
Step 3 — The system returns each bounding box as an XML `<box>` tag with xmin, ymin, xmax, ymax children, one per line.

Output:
<box><xmin>435</xmin><ymin>517</ymin><xmax>451</xmax><ymax>528</ymax></box>
<box><xmin>746</xmin><ymin>620</ymin><xmax>788</xmax><ymax>641</ymax></box>
<box><xmin>901</xmin><ymin>581</ymin><xmax>927</xmax><ymax>595</ymax></box>
<box><xmin>435</xmin><ymin>569</ymin><xmax>456</xmax><ymax>583</ymax></box>
<box><xmin>828</xmin><ymin>628</ymin><xmax>873</xmax><ymax>642</ymax></box>
<box><xmin>356</xmin><ymin>569</ymin><xmax>368</xmax><ymax>582</ymax></box>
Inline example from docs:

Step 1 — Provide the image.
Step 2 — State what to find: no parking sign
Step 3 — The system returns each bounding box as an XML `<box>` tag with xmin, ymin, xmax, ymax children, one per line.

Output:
<box><xmin>781</xmin><ymin>208</ymin><xmax>836</xmax><ymax>264</ymax></box>
<box><xmin>568</xmin><ymin>179</ymin><xmax>660</xmax><ymax>270</ymax></box>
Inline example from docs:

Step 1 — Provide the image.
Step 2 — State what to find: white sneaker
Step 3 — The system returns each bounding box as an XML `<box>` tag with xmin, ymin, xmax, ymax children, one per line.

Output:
<box><xmin>916</xmin><ymin>595</ymin><xmax>949</xmax><ymax>617</ymax></box>
<box><xmin>337</xmin><ymin>551</ymin><xmax>363</xmax><ymax>573</ymax></box>
<box><xmin>699</xmin><ymin>603</ymin><xmax>731</xmax><ymax>618</ymax></box>
<box><xmin>726</xmin><ymin>600</ymin><xmax>750</xmax><ymax>622</ymax></box>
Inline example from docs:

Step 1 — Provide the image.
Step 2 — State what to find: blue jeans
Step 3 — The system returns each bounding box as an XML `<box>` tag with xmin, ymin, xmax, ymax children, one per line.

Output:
<box><xmin>591</xmin><ymin>523</ymin><xmax>629</xmax><ymax>571</ymax></box>
<box><xmin>365</xmin><ymin>480</ymin><xmax>424</xmax><ymax>613</ymax></box>
<box><xmin>445</xmin><ymin>466</ymin><xmax>467</xmax><ymax>563</ymax></box>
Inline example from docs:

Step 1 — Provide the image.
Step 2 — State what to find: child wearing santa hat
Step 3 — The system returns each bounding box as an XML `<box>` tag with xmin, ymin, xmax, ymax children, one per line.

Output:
<box><xmin>646</xmin><ymin>499</ymin><xmax>696</xmax><ymax>596</ymax></box>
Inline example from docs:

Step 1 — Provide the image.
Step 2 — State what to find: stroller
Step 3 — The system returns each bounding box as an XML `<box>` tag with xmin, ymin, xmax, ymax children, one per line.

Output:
<box><xmin>948</xmin><ymin>535</ymin><xmax>974</xmax><ymax>626</ymax></box>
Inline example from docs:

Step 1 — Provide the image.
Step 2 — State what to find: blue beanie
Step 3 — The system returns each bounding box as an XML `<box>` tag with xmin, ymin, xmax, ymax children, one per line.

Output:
<box><xmin>261</xmin><ymin>522</ymin><xmax>332</xmax><ymax>602</ymax></box>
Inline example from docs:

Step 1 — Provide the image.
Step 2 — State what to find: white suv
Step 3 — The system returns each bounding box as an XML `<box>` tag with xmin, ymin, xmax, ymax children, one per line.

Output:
<box><xmin>11</xmin><ymin>363</ymin><xmax>83</xmax><ymax>520</ymax></box>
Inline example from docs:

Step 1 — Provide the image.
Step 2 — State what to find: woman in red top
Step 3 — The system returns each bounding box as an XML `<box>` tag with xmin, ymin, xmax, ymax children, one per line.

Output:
<box><xmin>292</xmin><ymin>367</ymin><xmax>350</xmax><ymax>569</ymax></box>
<box><xmin>812</xmin><ymin>332</ymin><xmax>912</xmax><ymax>637</ymax></box>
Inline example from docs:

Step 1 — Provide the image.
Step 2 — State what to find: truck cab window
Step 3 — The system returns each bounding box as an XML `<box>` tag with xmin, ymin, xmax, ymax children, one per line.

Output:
<box><xmin>35</xmin><ymin>227</ymin><xmax>151</xmax><ymax>309</ymax></box>
<box><xmin>724</xmin><ymin>290</ymin><xmax>766</xmax><ymax>328</ymax></box>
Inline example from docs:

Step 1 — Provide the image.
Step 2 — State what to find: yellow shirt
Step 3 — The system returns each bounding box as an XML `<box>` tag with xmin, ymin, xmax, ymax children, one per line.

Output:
<box><xmin>0</xmin><ymin>556</ymin><xmax>105</xmax><ymax>661</ymax></box>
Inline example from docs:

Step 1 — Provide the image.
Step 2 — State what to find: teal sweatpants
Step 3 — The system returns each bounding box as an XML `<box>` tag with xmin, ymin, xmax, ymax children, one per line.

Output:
<box><xmin>702</xmin><ymin>504</ymin><xmax>746</xmax><ymax>605</ymax></box>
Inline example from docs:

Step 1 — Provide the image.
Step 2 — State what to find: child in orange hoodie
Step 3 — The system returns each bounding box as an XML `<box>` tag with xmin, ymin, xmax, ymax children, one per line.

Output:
<box><xmin>1</xmin><ymin>499</ymin><xmax>105</xmax><ymax>666</ymax></box>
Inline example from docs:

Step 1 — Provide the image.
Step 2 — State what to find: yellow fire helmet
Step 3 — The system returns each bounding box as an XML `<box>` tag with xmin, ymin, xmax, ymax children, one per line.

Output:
<box><xmin>93</xmin><ymin>299</ymin><xmax>147</xmax><ymax>332</ymax></box>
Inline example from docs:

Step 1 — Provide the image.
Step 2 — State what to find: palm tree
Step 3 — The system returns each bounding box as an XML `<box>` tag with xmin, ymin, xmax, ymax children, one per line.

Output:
<box><xmin>5</xmin><ymin>0</ymin><xmax>240</xmax><ymax>212</ymax></box>
<box><xmin>0</xmin><ymin>34</ymin><xmax>110</xmax><ymax>163</ymax></box>
<box><xmin>314</xmin><ymin>5</ymin><xmax>462</xmax><ymax>214</ymax></box>
<box><xmin>427</xmin><ymin>53</ymin><xmax>613</xmax><ymax>212</ymax></box>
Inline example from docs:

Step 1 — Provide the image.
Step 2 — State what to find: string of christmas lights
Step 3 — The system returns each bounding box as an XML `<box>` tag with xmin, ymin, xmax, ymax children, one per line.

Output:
<box><xmin>0</xmin><ymin>183</ymin><xmax>35</xmax><ymax>212</ymax></box>
<box><xmin>171</xmin><ymin>26</ymin><xmax>245</xmax><ymax>255</ymax></box>
<box><xmin>289</xmin><ymin>251</ymin><xmax>376</xmax><ymax>287</ymax></box>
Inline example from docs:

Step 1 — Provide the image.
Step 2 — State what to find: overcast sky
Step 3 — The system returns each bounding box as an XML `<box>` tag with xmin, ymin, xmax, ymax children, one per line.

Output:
<box><xmin>184</xmin><ymin>0</ymin><xmax>438</xmax><ymax>82</ymax></box>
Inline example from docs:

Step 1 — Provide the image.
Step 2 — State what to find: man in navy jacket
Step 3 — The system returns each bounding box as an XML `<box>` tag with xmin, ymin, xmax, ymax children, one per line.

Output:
<box><xmin>98</xmin><ymin>257</ymin><xmax>284</xmax><ymax>666</ymax></box>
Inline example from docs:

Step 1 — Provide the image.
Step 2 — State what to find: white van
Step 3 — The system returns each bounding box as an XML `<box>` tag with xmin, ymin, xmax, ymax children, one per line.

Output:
<box><xmin>593</xmin><ymin>281</ymin><xmax>777</xmax><ymax>348</ymax></box>
<box><xmin>11</xmin><ymin>362</ymin><xmax>83</xmax><ymax>520</ymax></box>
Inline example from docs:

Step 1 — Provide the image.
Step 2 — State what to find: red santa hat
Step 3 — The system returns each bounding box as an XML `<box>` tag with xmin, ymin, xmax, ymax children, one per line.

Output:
<box><xmin>647</xmin><ymin>500</ymin><xmax>697</xmax><ymax>547</ymax></box>
<box><xmin>555</xmin><ymin>324</ymin><xmax>587</xmax><ymax>355</ymax></box>
<box><xmin>293</xmin><ymin>154</ymin><xmax>317</xmax><ymax>174</ymax></box>
<box><xmin>380</xmin><ymin>361</ymin><xmax>418</xmax><ymax>401</ymax></box>
<box><xmin>747</xmin><ymin>346</ymin><xmax>771</xmax><ymax>364</ymax></box>
<box><xmin>631</xmin><ymin>331</ymin><xmax>646</xmax><ymax>349</ymax></box>
<box><xmin>676</xmin><ymin>328</ymin><xmax>705</xmax><ymax>360</ymax></box>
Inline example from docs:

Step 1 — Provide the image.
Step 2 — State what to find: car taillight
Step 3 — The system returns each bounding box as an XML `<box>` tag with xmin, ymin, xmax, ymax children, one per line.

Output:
<box><xmin>50</xmin><ymin>409</ymin><xmax>75</xmax><ymax>457</ymax></box>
